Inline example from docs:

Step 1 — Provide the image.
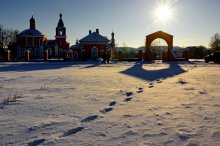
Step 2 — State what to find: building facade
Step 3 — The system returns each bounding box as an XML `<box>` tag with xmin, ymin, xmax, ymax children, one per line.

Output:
<box><xmin>71</xmin><ymin>29</ymin><xmax>115</xmax><ymax>60</ymax></box>
<box><xmin>16</xmin><ymin>14</ymin><xmax>115</xmax><ymax>61</ymax></box>
<box><xmin>17</xmin><ymin>16</ymin><xmax>47</xmax><ymax>59</ymax></box>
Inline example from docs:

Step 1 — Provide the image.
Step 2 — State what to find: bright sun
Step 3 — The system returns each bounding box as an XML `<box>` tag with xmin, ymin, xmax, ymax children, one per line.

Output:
<box><xmin>154</xmin><ymin>4</ymin><xmax>173</xmax><ymax>22</ymax></box>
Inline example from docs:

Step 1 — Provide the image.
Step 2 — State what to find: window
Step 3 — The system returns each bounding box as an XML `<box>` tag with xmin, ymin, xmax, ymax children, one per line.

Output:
<box><xmin>27</xmin><ymin>37</ymin><xmax>33</xmax><ymax>46</ymax></box>
<box><xmin>48</xmin><ymin>48</ymin><xmax>52</xmax><ymax>57</ymax></box>
<box><xmin>59</xmin><ymin>29</ymin><xmax>63</xmax><ymax>35</ymax></box>
<box><xmin>91</xmin><ymin>46</ymin><xmax>98</xmax><ymax>59</ymax></box>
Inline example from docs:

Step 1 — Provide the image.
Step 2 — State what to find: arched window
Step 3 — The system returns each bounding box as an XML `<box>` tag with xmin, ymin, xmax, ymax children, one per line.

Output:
<box><xmin>34</xmin><ymin>47</ymin><xmax>38</xmax><ymax>57</ymax></box>
<box><xmin>55</xmin><ymin>46</ymin><xmax>58</xmax><ymax>57</ymax></box>
<box><xmin>91</xmin><ymin>46</ymin><xmax>98</xmax><ymax>59</ymax></box>
<box><xmin>59</xmin><ymin>48</ymin><xmax>63</xmax><ymax>55</ymax></box>
<box><xmin>28</xmin><ymin>48</ymin><xmax>33</xmax><ymax>56</ymax></box>
<box><xmin>74</xmin><ymin>51</ymin><xmax>78</xmax><ymax>60</ymax></box>
<box><xmin>21</xmin><ymin>48</ymin><xmax>25</xmax><ymax>57</ymax></box>
<box><xmin>47</xmin><ymin>48</ymin><xmax>52</xmax><ymax>57</ymax></box>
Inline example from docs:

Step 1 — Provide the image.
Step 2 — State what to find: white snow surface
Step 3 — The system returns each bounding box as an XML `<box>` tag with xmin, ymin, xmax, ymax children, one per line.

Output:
<box><xmin>0</xmin><ymin>61</ymin><xmax>220</xmax><ymax>146</ymax></box>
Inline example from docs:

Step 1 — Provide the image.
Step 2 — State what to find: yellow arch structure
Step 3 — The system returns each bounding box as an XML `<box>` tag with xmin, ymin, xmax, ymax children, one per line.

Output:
<box><xmin>145</xmin><ymin>31</ymin><xmax>175</xmax><ymax>61</ymax></box>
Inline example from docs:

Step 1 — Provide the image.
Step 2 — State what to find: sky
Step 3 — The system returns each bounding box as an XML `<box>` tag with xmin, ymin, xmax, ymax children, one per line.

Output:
<box><xmin>0</xmin><ymin>0</ymin><xmax>219</xmax><ymax>48</ymax></box>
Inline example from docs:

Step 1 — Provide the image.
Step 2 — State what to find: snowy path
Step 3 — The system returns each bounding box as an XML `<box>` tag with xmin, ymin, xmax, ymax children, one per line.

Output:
<box><xmin>0</xmin><ymin>61</ymin><xmax>219</xmax><ymax>146</ymax></box>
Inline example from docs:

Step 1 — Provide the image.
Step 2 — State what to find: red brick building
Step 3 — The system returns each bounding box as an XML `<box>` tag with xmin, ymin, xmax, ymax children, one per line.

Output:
<box><xmin>17</xmin><ymin>14</ymin><xmax>69</xmax><ymax>60</ymax></box>
<box><xmin>16</xmin><ymin>14</ymin><xmax>115</xmax><ymax>61</ymax></box>
<box><xmin>17</xmin><ymin>16</ymin><xmax>47</xmax><ymax>59</ymax></box>
<box><xmin>71</xmin><ymin>29</ymin><xmax>115</xmax><ymax>60</ymax></box>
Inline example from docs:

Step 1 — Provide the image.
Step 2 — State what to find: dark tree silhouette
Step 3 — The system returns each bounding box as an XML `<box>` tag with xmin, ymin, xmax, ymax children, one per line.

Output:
<box><xmin>188</xmin><ymin>46</ymin><xmax>207</xmax><ymax>59</ymax></box>
<box><xmin>210</xmin><ymin>33</ymin><xmax>220</xmax><ymax>52</ymax></box>
<box><xmin>0</xmin><ymin>25</ymin><xmax>19</xmax><ymax>49</ymax></box>
<box><xmin>0</xmin><ymin>24</ymin><xmax>19</xmax><ymax>59</ymax></box>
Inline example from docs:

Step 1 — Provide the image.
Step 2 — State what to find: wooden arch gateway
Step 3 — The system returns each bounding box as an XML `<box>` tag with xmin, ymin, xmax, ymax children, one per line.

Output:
<box><xmin>145</xmin><ymin>31</ymin><xmax>174</xmax><ymax>61</ymax></box>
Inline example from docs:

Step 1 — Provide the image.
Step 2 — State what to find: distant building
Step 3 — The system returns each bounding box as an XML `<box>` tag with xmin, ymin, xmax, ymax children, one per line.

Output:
<box><xmin>44</xmin><ymin>13</ymin><xmax>69</xmax><ymax>59</ymax></box>
<box><xmin>16</xmin><ymin>13</ymin><xmax>69</xmax><ymax>60</ymax></box>
<box><xmin>16</xmin><ymin>14</ymin><xmax>115</xmax><ymax>61</ymax></box>
<box><xmin>16</xmin><ymin>16</ymin><xmax>47</xmax><ymax>59</ymax></box>
<box><xmin>71</xmin><ymin>29</ymin><xmax>115</xmax><ymax>60</ymax></box>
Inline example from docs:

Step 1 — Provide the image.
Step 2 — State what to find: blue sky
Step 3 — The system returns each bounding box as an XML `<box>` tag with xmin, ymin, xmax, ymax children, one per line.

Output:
<box><xmin>0</xmin><ymin>0</ymin><xmax>219</xmax><ymax>48</ymax></box>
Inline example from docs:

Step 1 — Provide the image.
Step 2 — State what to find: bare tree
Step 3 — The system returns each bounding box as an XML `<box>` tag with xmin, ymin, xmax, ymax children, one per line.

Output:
<box><xmin>0</xmin><ymin>25</ymin><xmax>4</xmax><ymax>57</ymax></box>
<box><xmin>0</xmin><ymin>25</ymin><xmax>19</xmax><ymax>49</ymax></box>
<box><xmin>210</xmin><ymin>33</ymin><xmax>220</xmax><ymax>52</ymax></box>
<box><xmin>0</xmin><ymin>24</ymin><xmax>19</xmax><ymax>59</ymax></box>
<box><xmin>0</xmin><ymin>25</ymin><xmax>3</xmax><ymax>49</ymax></box>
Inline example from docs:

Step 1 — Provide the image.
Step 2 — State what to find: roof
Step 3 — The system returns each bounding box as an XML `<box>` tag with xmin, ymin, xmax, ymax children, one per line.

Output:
<box><xmin>146</xmin><ymin>31</ymin><xmax>173</xmax><ymax>37</ymax></box>
<box><xmin>58</xmin><ymin>13</ymin><xmax>64</xmax><ymax>27</ymax></box>
<box><xmin>29</xmin><ymin>16</ymin><xmax>35</xmax><ymax>23</ymax></box>
<box><xmin>19</xmin><ymin>28</ymin><xmax>44</xmax><ymax>37</ymax></box>
<box><xmin>79</xmin><ymin>32</ymin><xmax>110</xmax><ymax>43</ymax></box>
<box><xmin>70</xmin><ymin>43</ymin><xmax>81</xmax><ymax>49</ymax></box>
<box><xmin>45</xmin><ymin>40</ymin><xmax>58</xmax><ymax>46</ymax></box>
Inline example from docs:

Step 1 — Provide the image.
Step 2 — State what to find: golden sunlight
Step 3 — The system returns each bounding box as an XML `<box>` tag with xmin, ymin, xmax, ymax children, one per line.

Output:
<box><xmin>154</xmin><ymin>3</ymin><xmax>173</xmax><ymax>23</ymax></box>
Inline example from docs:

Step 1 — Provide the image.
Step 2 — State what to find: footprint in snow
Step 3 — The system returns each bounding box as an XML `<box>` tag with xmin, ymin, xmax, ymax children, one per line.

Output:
<box><xmin>212</xmin><ymin>131</ymin><xmax>220</xmax><ymax>138</ymax></box>
<box><xmin>28</xmin><ymin>138</ymin><xmax>45</xmax><ymax>146</ymax></box>
<box><xmin>100</xmin><ymin>107</ymin><xmax>113</xmax><ymax>114</ymax></box>
<box><xmin>148</xmin><ymin>83</ymin><xmax>154</xmax><ymax>88</ymax></box>
<box><xmin>61</xmin><ymin>127</ymin><xmax>84</xmax><ymax>137</ymax></box>
<box><xmin>137</xmin><ymin>87</ymin><xmax>144</xmax><ymax>93</ymax></box>
<box><xmin>185</xmin><ymin>143</ymin><xmax>198</xmax><ymax>146</ymax></box>
<box><xmin>81</xmin><ymin>115</ymin><xmax>98</xmax><ymax>123</ymax></box>
<box><xmin>137</xmin><ymin>90</ymin><xmax>143</xmax><ymax>93</ymax></box>
<box><xmin>148</xmin><ymin>85</ymin><xmax>154</xmax><ymax>88</ymax></box>
<box><xmin>177</xmin><ymin>132</ymin><xmax>191</xmax><ymax>141</ymax></box>
<box><xmin>109</xmin><ymin>101</ymin><xmax>116</xmax><ymax>106</ymax></box>
<box><xmin>138</xmin><ymin>87</ymin><xmax>143</xmax><ymax>90</ymax></box>
<box><xmin>166</xmin><ymin>112</ymin><xmax>172</xmax><ymax>115</ymax></box>
<box><xmin>124</xmin><ymin>97</ymin><xmax>132</xmax><ymax>102</ymax></box>
<box><xmin>149</xmin><ymin>82</ymin><xmax>154</xmax><ymax>85</ymax></box>
<box><xmin>163</xmin><ymin>139</ymin><xmax>174</xmax><ymax>145</ymax></box>
<box><xmin>182</xmin><ymin>104</ymin><xmax>193</xmax><ymax>108</ymax></box>
<box><xmin>156</xmin><ymin>79</ymin><xmax>163</xmax><ymax>83</ymax></box>
<box><xmin>123</xmin><ymin>114</ymin><xmax>133</xmax><ymax>118</ymax></box>
<box><xmin>126</xmin><ymin>92</ymin><xmax>133</xmax><ymax>97</ymax></box>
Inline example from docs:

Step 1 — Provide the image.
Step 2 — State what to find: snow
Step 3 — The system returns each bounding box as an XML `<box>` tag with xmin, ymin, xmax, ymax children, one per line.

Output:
<box><xmin>0</xmin><ymin>61</ymin><xmax>220</xmax><ymax>146</ymax></box>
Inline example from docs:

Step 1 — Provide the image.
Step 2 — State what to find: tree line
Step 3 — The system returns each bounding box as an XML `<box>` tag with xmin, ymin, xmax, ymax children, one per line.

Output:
<box><xmin>0</xmin><ymin>23</ymin><xmax>220</xmax><ymax>59</ymax></box>
<box><xmin>185</xmin><ymin>33</ymin><xmax>220</xmax><ymax>59</ymax></box>
<box><xmin>117</xmin><ymin>33</ymin><xmax>220</xmax><ymax>59</ymax></box>
<box><xmin>0</xmin><ymin>24</ymin><xmax>19</xmax><ymax>57</ymax></box>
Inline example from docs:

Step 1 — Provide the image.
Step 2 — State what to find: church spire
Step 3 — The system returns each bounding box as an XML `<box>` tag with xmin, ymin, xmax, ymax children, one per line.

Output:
<box><xmin>58</xmin><ymin>13</ymin><xmax>64</xmax><ymax>27</ymax></box>
<box><xmin>29</xmin><ymin>15</ymin><xmax>35</xmax><ymax>29</ymax></box>
<box><xmin>56</xmin><ymin>13</ymin><xmax>66</xmax><ymax>37</ymax></box>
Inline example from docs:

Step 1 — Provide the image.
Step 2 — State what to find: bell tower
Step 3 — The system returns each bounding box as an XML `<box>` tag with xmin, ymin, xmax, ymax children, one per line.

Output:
<box><xmin>55</xmin><ymin>13</ymin><xmax>67</xmax><ymax>47</ymax></box>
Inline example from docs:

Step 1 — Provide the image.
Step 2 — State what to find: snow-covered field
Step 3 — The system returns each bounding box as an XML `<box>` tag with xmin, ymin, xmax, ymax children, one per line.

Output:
<box><xmin>0</xmin><ymin>61</ymin><xmax>220</xmax><ymax>146</ymax></box>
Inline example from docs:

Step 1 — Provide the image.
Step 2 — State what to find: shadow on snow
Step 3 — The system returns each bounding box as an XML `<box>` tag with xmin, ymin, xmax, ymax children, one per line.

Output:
<box><xmin>0</xmin><ymin>61</ymin><xmax>99</xmax><ymax>72</ymax></box>
<box><xmin>120</xmin><ymin>62</ymin><xmax>187</xmax><ymax>82</ymax></box>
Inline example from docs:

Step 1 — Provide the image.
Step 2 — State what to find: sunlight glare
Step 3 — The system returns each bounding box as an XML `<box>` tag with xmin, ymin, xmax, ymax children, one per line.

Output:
<box><xmin>154</xmin><ymin>3</ymin><xmax>173</xmax><ymax>23</ymax></box>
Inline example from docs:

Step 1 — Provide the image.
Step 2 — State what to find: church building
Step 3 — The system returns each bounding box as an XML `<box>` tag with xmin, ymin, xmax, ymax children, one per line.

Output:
<box><xmin>16</xmin><ymin>13</ymin><xmax>115</xmax><ymax>61</ymax></box>
<box><xmin>16</xmin><ymin>16</ymin><xmax>47</xmax><ymax>59</ymax></box>
<box><xmin>71</xmin><ymin>29</ymin><xmax>115</xmax><ymax>60</ymax></box>
<box><xmin>44</xmin><ymin>13</ymin><xmax>69</xmax><ymax>59</ymax></box>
